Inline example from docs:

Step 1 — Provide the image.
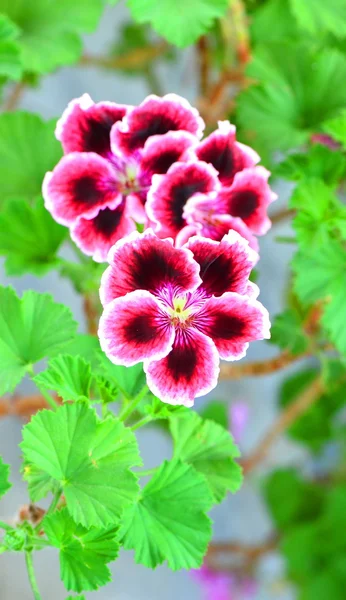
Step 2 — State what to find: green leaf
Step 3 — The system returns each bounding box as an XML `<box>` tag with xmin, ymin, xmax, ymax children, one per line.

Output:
<box><xmin>120</xmin><ymin>459</ymin><xmax>212</xmax><ymax>569</ymax></box>
<box><xmin>127</xmin><ymin>0</ymin><xmax>228</xmax><ymax>47</ymax></box>
<box><xmin>0</xmin><ymin>286</ymin><xmax>77</xmax><ymax>394</ymax></box>
<box><xmin>34</xmin><ymin>355</ymin><xmax>93</xmax><ymax>402</ymax></box>
<box><xmin>170</xmin><ymin>411</ymin><xmax>242</xmax><ymax>503</ymax></box>
<box><xmin>66</xmin><ymin>597</ymin><xmax>86</xmax><ymax>600</ymax></box>
<box><xmin>63</xmin><ymin>335</ymin><xmax>102</xmax><ymax>368</ymax></box>
<box><xmin>0</xmin><ymin>197</ymin><xmax>66</xmax><ymax>275</ymax></box>
<box><xmin>264</xmin><ymin>468</ymin><xmax>324</xmax><ymax>531</ymax></box>
<box><xmin>22</xmin><ymin>463</ymin><xmax>54</xmax><ymax>503</ymax></box>
<box><xmin>97</xmin><ymin>353</ymin><xmax>146</xmax><ymax>399</ymax></box>
<box><xmin>0</xmin><ymin>14</ymin><xmax>22</xmax><ymax>80</ymax></box>
<box><xmin>21</xmin><ymin>404</ymin><xmax>141</xmax><ymax>527</ymax></box>
<box><xmin>269</xmin><ymin>309</ymin><xmax>309</xmax><ymax>355</ymax></box>
<box><xmin>275</xmin><ymin>144</ymin><xmax>346</xmax><ymax>185</ymax></box>
<box><xmin>251</xmin><ymin>0</ymin><xmax>300</xmax><ymax>44</ymax></box>
<box><xmin>0</xmin><ymin>0</ymin><xmax>103</xmax><ymax>74</ymax></box>
<box><xmin>282</xmin><ymin>522</ymin><xmax>321</xmax><ymax>580</ymax></box>
<box><xmin>0</xmin><ymin>112</ymin><xmax>62</xmax><ymax>205</ymax></box>
<box><xmin>289</xmin><ymin>0</ymin><xmax>346</xmax><ymax>38</ymax></box>
<box><xmin>293</xmin><ymin>238</ymin><xmax>346</xmax><ymax>353</ymax></box>
<box><xmin>237</xmin><ymin>44</ymin><xmax>346</xmax><ymax>156</ymax></box>
<box><xmin>323</xmin><ymin>109</ymin><xmax>346</xmax><ymax>149</ymax></box>
<box><xmin>44</xmin><ymin>508</ymin><xmax>119</xmax><ymax>592</ymax></box>
<box><xmin>0</xmin><ymin>456</ymin><xmax>11</xmax><ymax>499</ymax></box>
<box><xmin>200</xmin><ymin>400</ymin><xmax>228</xmax><ymax>429</ymax></box>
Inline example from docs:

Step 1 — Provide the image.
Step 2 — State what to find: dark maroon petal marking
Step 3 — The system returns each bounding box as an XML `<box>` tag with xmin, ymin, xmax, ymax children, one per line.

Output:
<box><xmin>139</xmin><ymin>131</ymin><xmax>196</xmax><ymax>188</ymax></box>
<box><xmin>195</xmin><ymin>121</ymin><xmax>259</xmax><ymax>186</ymax></box>
<box><xmin>146</xmin><ymin>161</ymin><xmax>219</xmax><ymax>239</ymax></box>
<box><xmin>144</xmin><ymin>327</ymin><xmax>219</xmax><ymax>406</ymax></box>
<box><xmin>70</xmin><ymin>200</ymin><xmax>136</xmax><ymax>262</ymax></box>
<box><xmin>194</xmin><ymin>293</ymin><xmax>270</xmax><ymax>360</ymax></box>
<box><xmin>100</xmin><ymin>229</ymin><xmax>201</xmax><ymax>305</ymax></box>
<box><xmin>111</xmin><ymin>93</ymin><xmax>204</xmax><ymax>155</ymax></box>
<box><xmin>99</xmin><ymin>290</ymin><xmax>174</xmax><ymax>366</ymax></box>
<box><xmin>43</xmin><ymin>153</ymin><xmax>121</xmax><ymax>226</ymax></box>
<box><xmin>56</xmin><ymin>94</ymin><xmax>128</xmax><ymax>157</ymax></box>
<box><xmin>185</xmin><ymin>232</ymin><xmax>257</xmax><ymax>298</ymax></box>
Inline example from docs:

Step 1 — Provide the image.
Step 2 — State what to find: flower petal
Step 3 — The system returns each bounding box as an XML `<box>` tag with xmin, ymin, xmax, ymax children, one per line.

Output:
<box><xmin>111</xmin><ymin>93</ymin><xmax>205</xmax><ymax>155</ymax></box>
<box><xmin>195</xmin><ymin>292</ymin><xmax>271</xmax><ymax>360</ymax></box>
<box><xmin>98</xmin><ymin>290</ymin><xmax>174</xmax><ymax>367</ymax></box>
<box><xmin>144</xmin><ymin>328</ymin><xmax>219</xmax><ymax>406</ymax></box>
<box><xmin>55</xmin><ymin>93</ymin><xmax>128</xmax><ymax>157</ymax></box>
<box><xmin>195</xmin><ymin>121</ymin><xmax>259</xmax><ymax>186</ymax></box>
<box><xmin>146</xmin><ymin>161</ymin><xmax>220</xmax><ymax>239</ymax></box>
<box><xmin>212</xmin><ymin>167</ymin><xmax>277</xmax><ymax>235</ymax></box>
<box><xmin>43</xmin><ymin>153</ymin><xmax>120</xmax><ymax>226</ymax></box>
<box><xmin>70</xmin><ymin>201</ymin><xmax>136</xmax><ymax>263</ymax></box>
<box><xmin>139</xmin><ymin>130</ymin><xmax>197</xmax><ymax>182</ymax></box>
<box><xmin>185</xmin><ymin>231</ymin><xmax>258</xmax><ymax>297</ymax></box>
<box><xmin>100</xmin><ymin>229</ymin><xmax>202</xmax><ymax>306</ymax></box>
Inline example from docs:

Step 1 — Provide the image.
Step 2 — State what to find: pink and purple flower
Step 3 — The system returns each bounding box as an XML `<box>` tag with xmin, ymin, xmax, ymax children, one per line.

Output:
<box><xmin>98</xmin><ymin>230</ymin><xmax>270</xmax><ymax>406</ymax></box>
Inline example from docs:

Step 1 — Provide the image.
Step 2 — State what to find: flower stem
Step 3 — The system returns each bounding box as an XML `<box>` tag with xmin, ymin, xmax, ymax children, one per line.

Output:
<box><xmin>25</xmin><ymin>551</ymin><xmax>42</xmax><ymax>600</ymax></box>
<box><xmin>131</xmin><ymin>415</ymin><xmax>153</xmax><ymax>431</ymax></box>
<box><xmin>46</xmin><ymin>488</ymin><xmax>62</xmax><ymax>517</ymax></box>
<box><xmin>119</xmin><ymin>386</ymin><xmax>149</xmax><ymax>422</ymax></box>
<box><xmin>39</xmin><ymin>387</ymin><xmax>58</xmax><ymax>411</ymax></box>
<box><xmin>0</xmin><ymin>520</ymin><xmax>12</xmax><ymax>532</ymax></box>
<box><xmin>138</xmin><ymin>467</ymin><xmax>158</xmax><ymax>477</ymax></box>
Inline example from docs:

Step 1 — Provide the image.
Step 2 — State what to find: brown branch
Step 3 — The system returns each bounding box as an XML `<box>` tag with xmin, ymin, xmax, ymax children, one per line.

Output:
<box><xmin>79</xmin><ymin>42</ymin><xmax>168</xmax><ymax>71</ymax></box>
<box><xmin>83</xmin><ymin>293</ymin><xmax>99</xmax><ymax>336</ymax></box>
<box><xmin>197</xmin><ymin>36</ymin><xmax>210</xmax><ymax>96</ymax></box>
<box><xmin>0</xmin><ymin>395</ymin><xmax>60</xmax><ymax>421</ymax></box>
<box><xmin>208</xmin><ymin>536</ymin><xmax>278</xmax><ymax>559</ymax></box>
<box><xmin>3</xmin><ymin>82</ymin><xmax>25</xmax><ymax>112</ymax></box>
<box><xmin>270</xmin><ymin>207</ymin><xmax>295</xmax><ymax>226</ymax></box>
<box><xmin>242</xmin><ymin>375</ymin><xmax>324</xmax><ymax>474</ymax></box>
<box><xmin>219</xmin><ymin>349</ymin><xmax>307</xmax><ymax>380</ymax></box>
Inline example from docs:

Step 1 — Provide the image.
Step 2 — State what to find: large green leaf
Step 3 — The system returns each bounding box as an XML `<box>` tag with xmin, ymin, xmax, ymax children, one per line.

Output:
<box><xmin>120</xmin><ymin>459</ymin><xmax>212</xmax><ymax>569</ymax></box>
<box><xmin>44</xmin><ymin>508</ymin><xmax>119</xmax><ymax>592</ymax></box>
<box><xmin>0</xmin><ymin>0</ymin><xmax>103</xmax><ymax>74</ymax></box>
<box><xmin>0</xmin><ymin>14</ymin><xmax>22</xmax><ymax>79</ymax></box>
<box><xmin>127</xmin><ymin>0</ymin><xmax>228</xmax><ymax>47</ymax></box>
<box><xmin>290</xmin><ymin>0</ymin><xmax>346</xmax><ymax>38</ymax></box>
<box><xmin>0</xmin><ymin>112</ymin><xmax>62</xmax><ymax>204</ymax></box>
<box><xmin>170</xmin><ymin>412</ymin><xmax>242</xmax><ymax>502</ymax></box>
<box><xmin>323</xmin><ymin>110</ymin><xmax>346</xmax><ymax>149</ymax></box>
<box><xmin>21</xmin><ymin>404</ymin><xmax>141</xmax><ymax>528</ymax></box>
<box><xmin>237</xmin><ymin>44</ymin><xmax>346</xmax><ymax>156</ymax></box>
<box><xmin>0</xmin><ymin>197</ymin><xmax>66</xmax><ymax>275</ymax></box>
<box><xmin>34</xmin><ymin>355</ymin><xmax>93</xmax><ymax>402</ymax></box>
<box><xmin>269</xmin><ymin>309</ymin><xmax>309</xmax><ymax>355</ymax></box>
<box><xmin>0</xmin><ymin>286</ymin><xmax>77</xmax><ymax>394</ymax></box>
<box><xmin>0</xmin><ymin>456</ymin><xmax>11</xmax><ymax>499</ymax></box>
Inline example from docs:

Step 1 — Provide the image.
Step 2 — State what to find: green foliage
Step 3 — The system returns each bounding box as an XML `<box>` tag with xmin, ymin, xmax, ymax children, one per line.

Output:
<box><xmin>0</xmin><ymin>112</ymin><xmax>61</xmax><ymax>205</ymax></box>
<box><xmin>21</xmin><ymin>404</ymin><xmax>141</xmax><ymax>528</ymax></box>
<box><xmin>0</xmin><ymin>14</ymin><xmax>22</xmax><ymax>80</ymax></box>
<box><xmin>275</xmin><ymin>144</ymin><xmax>346</xmax><ymax>185</ymax></box>
<box><xmin>97</xmin><ymin>353</ymin><xmax>146</xmax><ymax>399</ymax></box>
<box><xmin>120</xmin><ymin>459</ymin><xmax>213</xmax><ymax>569</ymax></box>
<box><xmin>44</xmin><ymin>508</ymin><xmax>119</xmax><ymax>592</ymax></box>
<box><xmin>0</xmin><ymin>456</ymin><xmax>11</xmax><ymax>498</ymax></box>
<box><xmin>279</xmin><ymin>368</ymin><xmax>346</xmax><ymax>452</ymax></box>
<box><xmin>269</xmin><ymin>309</ymin><xmax>309</xmax><ymax>355</ymax></box>
<box><xmin>323</xmin><ymin>110</ymin><xmax>346</xmax><ymax>148</ymax></box>
<box><xmin>200</xmin><ymin>400</ymin><xmax>228</xmax><ymax>429</ymax></box>
<box><xmin>0</xmin><ymin>0</ymin><xmax>103</xmax><ymax>74</ymax></box>
<box><xmin>170</xmin><ymin>411</ymin><xmax>242</xmax><ymax>502</ymax></box>
<box><xmin>237</xmin><ymin>44</ymin><xmax>346</xmax><ymax>157</ymax></box>
<box><xmin>34</xmin><ymin>355</ymin><xmax>93</xmax><ymax>402</ymax></box>
<box><xmin>289</xmin><ymin>0</ymin><xmax>346</xmax><ymax>38</ymax></box>
<box><xmin>0</xmin><ymin>197</ymin><xmax>66</xmax><ymax>275</ymax></box>
<box><xmin>0</xmin><ymin>286</ymin><xmax>77</xmax><ymax>394</ymax></box>
<box><xmin>127</xmin><ymin>0</ymin><xmax>228</xmax><ymax>47</ymax></box>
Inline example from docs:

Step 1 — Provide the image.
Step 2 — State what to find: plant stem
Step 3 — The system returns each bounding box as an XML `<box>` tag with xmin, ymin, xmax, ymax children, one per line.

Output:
<box><xmin>25</xmin><ymin>552</ymin><xmax>42</xmax><ymax>600</ymax></box>
<box><xmin>0</xmin><ymin>520</ymin><xmax>12</xmax><ymax>532</ymax></box>
<box><xmin>138</xmin><ymin>466</ymin><xmax>158</xmax><ymax>477</ymax></box>
<box><xmin>38</xmin><ymin>387</ymin><xmax>58</xmax><ymax>411</ymax></box>
<box><xmin>46</xmin><ymin>488</ymin><xmax>62</xmax><ymax>517</ymax></box>
<box><xmin>119</xmin><ymin>386</ymin><xmax>149</xmax><ymax>422</ymax></box>
<box><xmin>3</xmin><ymin>82</ymin><xmax>25</xmax><ymax>112</ymax></box>
<box><xmin>79</xmin><ymin>42</ymin><xmax>168</xmax><ymax>71</ymax></box>
<box><xmin>242</xmin><ymin>375</ymin><xmax>324</xmax><ymax>474</ymax></box>
<box><xmin>131</xmin><ymin>415</ymin><xmax>153</xmax><ymax>431</ymax></box>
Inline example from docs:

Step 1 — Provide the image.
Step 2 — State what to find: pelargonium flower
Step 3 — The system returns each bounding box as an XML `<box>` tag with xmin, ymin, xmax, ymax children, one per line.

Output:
<box><xmin>190</xmin><ymin>564</ymin><xmax>258</xmax><ymax>600</ymax></box>
<box><xmin>184</xmin><ymin>166</ymin><xmax>278</xmax><ymax>236</ymax></box>
<box><xmin>43</xmin><ymin>93</ymin><xmax>203</xmax><ymax>261</ymax></box>
<box><xmin>98</xmin><ymin>230</ymin><xmax>270</xmax><ymax>406</ymax></box>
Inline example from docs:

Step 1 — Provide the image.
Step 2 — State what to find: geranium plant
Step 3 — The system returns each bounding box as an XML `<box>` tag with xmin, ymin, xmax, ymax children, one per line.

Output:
<box><xmin>1</xmin><ymin>1</ymin><xmax>346</xmax><ymax>600</ymax></box>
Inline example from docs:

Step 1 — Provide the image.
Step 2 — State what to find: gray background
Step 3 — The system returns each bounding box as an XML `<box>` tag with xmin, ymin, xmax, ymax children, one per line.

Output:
<box><xmin>0</xmin><ymin>4</ymin><xmax>305</xmax><ymax>599</ymax></box>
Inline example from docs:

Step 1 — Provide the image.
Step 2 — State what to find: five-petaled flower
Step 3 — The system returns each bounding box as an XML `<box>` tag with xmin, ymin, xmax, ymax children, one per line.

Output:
<box><xmin>98</xmin><ymin>230</ymin><xmax>270</xmax><ymax>406</ymax></box>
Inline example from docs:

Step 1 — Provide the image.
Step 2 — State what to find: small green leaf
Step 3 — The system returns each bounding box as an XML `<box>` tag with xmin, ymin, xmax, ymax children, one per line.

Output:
<box><xmin>127</xmin><ymin>0</ymin><xmax>228</xmax><ymax>47</ymax></box>
<box><xmin>120</xmin><ymin>459</ymin><xmax>213</xmax><ymax>570</ymax></box>
<box><xmin>170</xmin><ymin>411</ymin><xmax>242</xmax><ymax>503</ymax></box>
<box><xmin>97</xmin><ymin>353</ymin><xmax>146</xmax><ymax>399</ymax></box>
<box><xmin>44</xmin><ymin>508</ymin><xmax>119</xmax><ymax>592</ymax></box>
<box><xmin>0</xmin><ymin>456</ymin><xmax>11</xmax><ymax>499</ymax></box>
<box><xmin>21</xmin><ymin>404</ymin><xmax>141</xmax><ymax>527</ymax></box>
<box><xmin>0</xmin><ymin>197</ymin><xmax>66</xmax><ymax>276</ymax></box>
<box><xmin>269</xmin><ymin>309</ymin><xmax>309</xmax><ymax>355</ymax></box>
<box><xmin>276</xmin><ymin>144</ymin><xmax>346</xmax><ymax>185</ymax></box>
<box><xmin>23</xmin><ymin>464</ymin><xmax>54</xmax><ymax>503</ymax></box>
<box><xmin>200</xmin><ymin>400</ymin><xmax>228</xmax><ymax>429</ymax></box>
<box><xmin>34</xmin><ymin>355</ymin><xmax>93</xmax><ymax>402</ymax></box>
<box><xmin>0</xmin><ymin>112</ymin><xmax>62</xmax><ymax>205</ymax></box>
<box><xmin>323</xmin><ymin>109</ymin><xmax>346</xmax><ymax>149</ymax></box>
<box><xmin>0</xmin><ymin>286</ymin><xmax>77</xmax><ymax>394</ymax></box>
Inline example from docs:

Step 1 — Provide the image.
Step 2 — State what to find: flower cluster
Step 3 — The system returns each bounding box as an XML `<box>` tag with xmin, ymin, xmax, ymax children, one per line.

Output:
<box><xmin>43</xmin><ymin>93</ymin><xmax>276</xmax><ymax>262</ymax></box>
<box><xmin>43</xmin><ymin>93</ymin><xmax>273</xmax><ymax>405</ymax></box>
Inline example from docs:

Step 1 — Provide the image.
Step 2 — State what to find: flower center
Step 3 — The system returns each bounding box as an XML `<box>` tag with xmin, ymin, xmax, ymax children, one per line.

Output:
<box><xmin>166</xmin><ymin>296</ymin><xmax>194</xmax><ymax>327</ymax></box>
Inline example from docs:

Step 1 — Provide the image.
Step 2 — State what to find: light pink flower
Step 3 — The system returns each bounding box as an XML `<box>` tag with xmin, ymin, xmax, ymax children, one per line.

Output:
<box><xmin>98</xmin><ymin>230</ymin><xmax>270</xmax><ymax>406</ymax></box>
